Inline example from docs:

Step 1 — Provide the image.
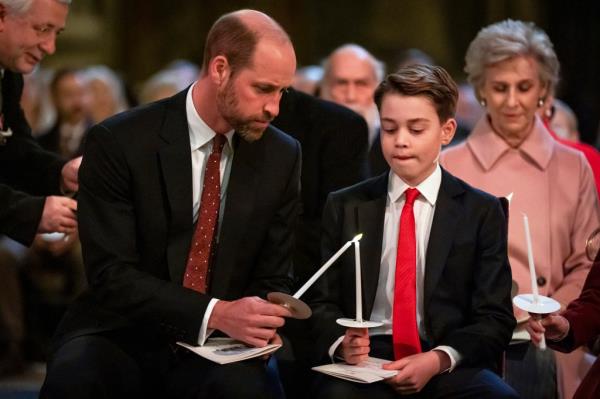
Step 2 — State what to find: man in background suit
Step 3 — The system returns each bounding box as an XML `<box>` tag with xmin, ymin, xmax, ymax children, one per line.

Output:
<box><xmin>0</xmin><ymin>0</ymin><xmax>80</xmax><ymax>245</ymax></box>
<box><xmin>0</xmin><ymin>0</ymin><xmax>80</xmax><ymax>376</ymax></box>
<box><xmin>42</xmin><ymin>9</ymin><xmax>300</xmax><ymax>399</ymax></box>
<box><xmin>308</xmin><ymin>65</ymin><xmax>517</xmax><ymax>398</ymax></box>
<box><xmin>320</xmin><ymin>44</ymin><xmax>388</xmax><ymax>177</ymax></box>
<box><xmin>38</xmin><ymin>68</ymin><xmax>90</xmax><ymax>158</ymax></box>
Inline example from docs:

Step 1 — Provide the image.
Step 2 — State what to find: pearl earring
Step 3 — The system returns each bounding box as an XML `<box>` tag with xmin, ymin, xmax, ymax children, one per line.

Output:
<box><xmin>480</xmin><ymin>99</ymin><xmax>487</xmax><ymax>107</ymax></box>
<box><xmin>538</xmin><ymin>98</ymin><xmax>545</xmax><ymax>107</ymax></box>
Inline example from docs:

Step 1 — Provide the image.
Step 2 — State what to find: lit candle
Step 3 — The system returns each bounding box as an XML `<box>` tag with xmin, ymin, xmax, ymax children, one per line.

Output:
<box><xmin>354</xmin><ymin>237</ymin><xmax>363</xmax><ymax>322</ymax></box>
<box><xmin>294</xmin><ymin>234</ymin><xmax>363</xmax><ymax>299</ymax></box>
<box><xmin>522</xmin><ymin>213</ymin><xmax>539</xmax><ymax>302</ymax></box>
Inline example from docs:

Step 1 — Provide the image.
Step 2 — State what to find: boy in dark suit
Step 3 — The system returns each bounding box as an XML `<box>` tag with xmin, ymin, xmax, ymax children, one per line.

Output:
<box><xmin>308</xmin><ymin>65</ymin><xmax>518</xmax><ymax>398</ymax></box>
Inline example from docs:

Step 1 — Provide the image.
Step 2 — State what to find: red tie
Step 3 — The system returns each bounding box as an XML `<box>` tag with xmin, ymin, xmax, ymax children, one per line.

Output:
<box><xmin>183</xmin><ymin>134</ymin><xmax>227</xmax><ymax>293</ymax></box>
<box><xmin>393</xmin><ymin>188</ymin><xmax>422</xmax><ymax>359</ymax></box>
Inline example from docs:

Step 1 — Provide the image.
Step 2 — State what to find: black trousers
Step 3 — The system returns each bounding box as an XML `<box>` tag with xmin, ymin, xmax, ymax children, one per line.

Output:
<box><xmin>309</xmin><ymin>335</ymin><xmax>520</xmax><ymax>399</ymax></box>
<box><xmin>40</xmin><ymin>328</ymin><xmax>281</xmax><ymax>399</ymax></box>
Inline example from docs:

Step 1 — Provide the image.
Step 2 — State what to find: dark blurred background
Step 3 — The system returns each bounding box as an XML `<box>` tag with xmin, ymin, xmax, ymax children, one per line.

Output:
<box><xmin>45</xmin><ymin>0</ymin><xmax>600</xmax><ymax>144</ymax></box>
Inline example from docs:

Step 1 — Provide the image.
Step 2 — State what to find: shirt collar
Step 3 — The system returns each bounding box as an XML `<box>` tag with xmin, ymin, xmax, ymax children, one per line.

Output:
<box><xmin>185</xmin><ymin>83</ymin><xmax>234</xmax><ymax>151</ymax></box>
<box><xmin>388</xmin><ymin>163</ymin><xmax>441</xmax><ymax>206</ymax></box>
<box><xmin>466</xmin><ymin>115</ymin><xmax>555</xmax><ymax>171</ymax></box>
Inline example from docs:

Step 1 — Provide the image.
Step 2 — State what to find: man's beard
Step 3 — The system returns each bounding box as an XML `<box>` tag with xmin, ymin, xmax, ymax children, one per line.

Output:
<box><xmin>217</xmin><ymin>81</ymin><xmax>273</xmax><ymax>142</ymax></box>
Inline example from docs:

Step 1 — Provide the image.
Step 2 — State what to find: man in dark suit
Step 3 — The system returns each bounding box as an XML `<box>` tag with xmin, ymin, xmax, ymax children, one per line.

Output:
<box><xmin>0</xmin><ymin>0</ymin><xmax>79</xmax><ymax>376</ymax></box>
<box><xmin>41</xmin><ymin>10</ymin><xmax>300</xmax><ymax>399</ymax></box>
<box><xmin>528</xmin><ymin>254</ymin><xmax>600</xmax><ymax>399</ymax></box>
<box><xmin>308</xmin><ymin>65</ymin><xmax>517</xmax><ymax>398</ymax></box>
<box><xmin>0</xmin><ymin>0</ymin><xmax>80</xmax><ymax>245</ymax></box>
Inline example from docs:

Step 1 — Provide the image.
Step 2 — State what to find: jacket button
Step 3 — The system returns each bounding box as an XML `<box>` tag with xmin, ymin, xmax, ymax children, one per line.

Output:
<box><xmin>537</xmin><ymin>276</ymin><xmax>547</xmax><ymax>287</ymax></box>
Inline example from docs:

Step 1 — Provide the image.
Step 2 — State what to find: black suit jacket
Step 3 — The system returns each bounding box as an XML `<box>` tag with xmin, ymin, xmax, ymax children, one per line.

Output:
<box><xmin>368</xmin><ymin>129</ymin><xmax>389</xmax><ymax>178</ymax></box>
<box><xmin>272</xmin><ymin>88</ymin><xmax>368</xmax><ymax>284</ymax></box>
<box><xmin>0</xmin><ymin>70</ymin><xmax>65</xmax><ymax>245</ymax></box>
<box><xmin>53</xmin><ymin>89</ymin><xmax>301</xmax><ymax>347</ymax></box>
<box><xmin>308</xmin><ymin>169</ymin><xmax>515</xmax><ymax>368</ymax></box>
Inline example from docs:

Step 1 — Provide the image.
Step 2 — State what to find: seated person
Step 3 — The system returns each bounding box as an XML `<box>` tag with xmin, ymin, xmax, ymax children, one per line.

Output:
<box><xmin>307</xmin><ymin>65</ymin><xmax>518</xmax><ymax>398</ymax></box>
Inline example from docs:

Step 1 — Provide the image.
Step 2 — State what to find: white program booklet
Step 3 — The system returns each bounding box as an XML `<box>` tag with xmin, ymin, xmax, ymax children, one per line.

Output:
<box><xmin>510</xmin><ymin>317</ymin><xmax>532</xmax><ymax>344</ymax></box>
<box><xmin>312</xmin><ymin>357</ymin><xmax>397</xmax><ymax>384</ymax></box>
<box><xmin>177</xmin><ymin>337</ymin><xmax>281</xmax><ymax>364</ymax></box>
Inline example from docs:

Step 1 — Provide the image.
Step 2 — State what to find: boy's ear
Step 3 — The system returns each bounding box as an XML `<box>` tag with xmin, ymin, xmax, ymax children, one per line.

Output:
<box><xmin>440</xmin><ymin>118</ymin><xmax>457</xmax><ymax>146</ymax></box>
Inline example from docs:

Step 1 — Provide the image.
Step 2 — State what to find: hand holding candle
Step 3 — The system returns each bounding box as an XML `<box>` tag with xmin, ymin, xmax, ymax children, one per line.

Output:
<box><xmin>512</xmin><ymin>213</ymin><xmax>560</xmax><ymax>351</ymax></box>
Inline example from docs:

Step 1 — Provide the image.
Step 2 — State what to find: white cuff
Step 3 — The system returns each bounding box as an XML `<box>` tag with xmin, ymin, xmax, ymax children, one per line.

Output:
<box><xmin>432</xmin><ymin>345</ymin><xmax>462</xmax><ymax>372</ymax></box>
<box><xmin>197</xmin><ymin>298</ymin><xmax>219</xmax><ymax>345</ymax></box>
<box><xmin>328</xmin><ymin>335</ymin><xmax>346</xmax><ymax>363</ymax></box>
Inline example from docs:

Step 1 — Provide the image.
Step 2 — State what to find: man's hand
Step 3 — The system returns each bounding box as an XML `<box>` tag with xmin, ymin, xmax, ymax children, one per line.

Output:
<box><xmin>339</xmin><ymin>328</ymin><xmax>370</xmax><ymax>364</ymax></box>
<box><xmin>61</xmin><ymin>156</ymin><xmax>82</xmax><ymax>193</ymax></box>
<box><xmin>526</xmin><ymin>313</ymin><xmax>570</xmax><ymax>346</ymax></box>
<box><xmin>261</xmin><ymin>333</ymin><xmax>283</xmax><ymax>360</ymax></box>
<box><xmin>383</xmin><ymin>351</ymin><xmax>449</xmax><ymax>395</ymax></box>
<box><xmin>208</xmin><ymin>296</ymin><xmax>292</xmax><ymax>347</ymax></box>
<box><xmin>33</xmin><ymin>232</ymin><xmax>77</xmax><ymax>257</ymax></box>
<box><xmin>37</xmin><ymin>196</ymin><xmax>77</xmax><ymax>234</ymax></box>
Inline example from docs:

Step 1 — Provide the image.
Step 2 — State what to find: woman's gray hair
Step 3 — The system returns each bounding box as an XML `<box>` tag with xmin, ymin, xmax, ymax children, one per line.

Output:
<box><xmin>1</xmin><ymin>0</ymin><xmax>71</xmax><ymax>15</ymax></box>
<box><xmin>464</xmin><ymin>19</ymin><xmax>560</xmax><ymax>100</ymax></box>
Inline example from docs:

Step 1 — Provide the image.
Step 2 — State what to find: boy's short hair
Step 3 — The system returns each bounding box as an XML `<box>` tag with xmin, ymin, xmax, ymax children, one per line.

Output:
<box><xmin>374</xmin><ymin>64</ymin><xmax>458</xmax><ymax>122</ymax></box>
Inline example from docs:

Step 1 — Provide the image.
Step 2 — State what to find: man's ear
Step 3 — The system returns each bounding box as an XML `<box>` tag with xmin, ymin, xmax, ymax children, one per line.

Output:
<box><xmin>208</xmin><ymin>55</ymin><xmax>230</xmax><ymax>86</ymax></box>
<box><xmin>440</xmin><ymin>118</ymin><xmax>457</xmax><ymax>146</ymax></box>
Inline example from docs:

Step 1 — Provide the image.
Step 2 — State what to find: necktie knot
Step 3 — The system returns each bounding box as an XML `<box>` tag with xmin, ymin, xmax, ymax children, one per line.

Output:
<box><xmin>212</xmin><ymin>134</ymin><xmax>226</xmax><ymax>154</ymax></box>
<box><xmin>404</xmin><ymin>188</ymin><xmax>420</xmax><ymax>206</ymax></box>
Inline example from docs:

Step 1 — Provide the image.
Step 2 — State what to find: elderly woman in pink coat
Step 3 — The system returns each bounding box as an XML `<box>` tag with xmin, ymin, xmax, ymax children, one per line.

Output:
<box><xmin>440</xmin><ymin>19</ymin><xmax>600</xmax><ymax>399</ymax></box>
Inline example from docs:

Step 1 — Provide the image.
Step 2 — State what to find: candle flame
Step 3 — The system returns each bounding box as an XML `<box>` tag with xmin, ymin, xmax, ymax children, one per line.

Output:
<box><xmin>352</xmin><ymin>233</ymin><xmax>363</xmax><ymax>242</ymax></box>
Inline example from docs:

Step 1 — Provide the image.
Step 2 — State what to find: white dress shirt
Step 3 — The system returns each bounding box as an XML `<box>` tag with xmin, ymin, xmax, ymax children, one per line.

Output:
<box><xmin>184</xmin><ymin>84</ymin><xmax>235</xmax><ymax>345</ymax></box>
<box><xmin>329</xmin><ymin>164</ymin><xmax>462</xmax><ymax>370</ymax></box>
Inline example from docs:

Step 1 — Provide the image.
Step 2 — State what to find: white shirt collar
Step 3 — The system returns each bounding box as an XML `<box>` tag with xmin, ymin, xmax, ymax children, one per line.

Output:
<box><xmin>388</xmin><ymin>163</ymin><xmax>442</xmax><ymax>206</ymax></box>
<box><xmin>185</xmin><ymin>82</ymin><xmax>234</xmax><ymax>151</ymax></box>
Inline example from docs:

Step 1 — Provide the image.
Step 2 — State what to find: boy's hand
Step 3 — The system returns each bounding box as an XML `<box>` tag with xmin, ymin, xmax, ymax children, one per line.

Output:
<box><xmin>382</xmin><ymin>350</ymin><xmax>449</xmax><ymax>394</ymax></box>
<box><xmin>339</xmin><ymin>327</ymin><xmax>370</xmax><ymax>364</ymax></box>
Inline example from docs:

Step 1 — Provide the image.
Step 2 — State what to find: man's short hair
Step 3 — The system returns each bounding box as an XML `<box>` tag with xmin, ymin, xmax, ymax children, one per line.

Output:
<box><xmin>201</xmin><ymin>14</ymin><xmax>257</xmax><ymax>75</ymax></box>
<box><xmin>374</xmin><ymin>64</ymin><xmax>458</xmax><ymax>122</ymax></box>
<box><xmin>1</xmin><ymin>0</ymin><xmax>71</xmax><ymax>15</ymax></box>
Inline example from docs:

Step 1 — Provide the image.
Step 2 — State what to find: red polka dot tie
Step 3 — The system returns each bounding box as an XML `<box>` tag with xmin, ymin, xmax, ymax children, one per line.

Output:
<box><xmin>183</xmin><ymin>134</ymin><xmax>227</xmax><ymax>293</ymax></box>
<box><xmin>393</xmin><ymin>188</ymin><xmax>422</xmax><ymax>359</ymax></box>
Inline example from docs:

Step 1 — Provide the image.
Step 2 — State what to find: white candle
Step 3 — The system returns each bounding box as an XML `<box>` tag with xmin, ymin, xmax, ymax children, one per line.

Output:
<box><xmin>294</xmin><ymin>234</ymin><xmax>363</xmax><ymax>299</ymax></box>
<box><xmin>522</xmin><ymin>213</ymin><xmax>540</xmax><ymax>302</ymax></box>
<box><xmin>354</xmin><ymin>238</ymin><xmax>363</xmax><ymax>322</ymax></box>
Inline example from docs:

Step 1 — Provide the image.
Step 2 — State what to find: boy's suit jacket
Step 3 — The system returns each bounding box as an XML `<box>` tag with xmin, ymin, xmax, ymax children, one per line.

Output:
<box><xmin>309</xmin><ymin>168</ymin><xmax>515</xmax><ymax>369</ymax></box>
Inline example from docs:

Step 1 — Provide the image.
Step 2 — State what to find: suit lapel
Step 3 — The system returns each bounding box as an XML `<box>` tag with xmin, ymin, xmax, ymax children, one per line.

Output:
<box><xmin>210</xmin><ymin>133</ymin><xmax>261</xmax><ymax>298</ymax></box>
<box><xmin>355</xmin><ymin>175</ymin><xmax>388</xmax><ymax>318</ymax></box>
<box><xmin>157</xmin><ymin>91</ymin><xmax>195</xmax><ymax>284</ymax></box>
<box><xmin>423</xmin><ymin>169</ymin><xmax>464</xmax><ymax>310</ymax></box>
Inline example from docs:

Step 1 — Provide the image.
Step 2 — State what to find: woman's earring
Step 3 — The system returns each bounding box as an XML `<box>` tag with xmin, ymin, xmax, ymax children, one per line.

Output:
<box><xmin>538</xmin><ymin>98</ymin><xmax>545</xmax><ymax>107</ymax></box>
<box><xmin>480</xmin><ymin>98</ymin><xmax>487</xmax><ymax>107</ymax></box>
